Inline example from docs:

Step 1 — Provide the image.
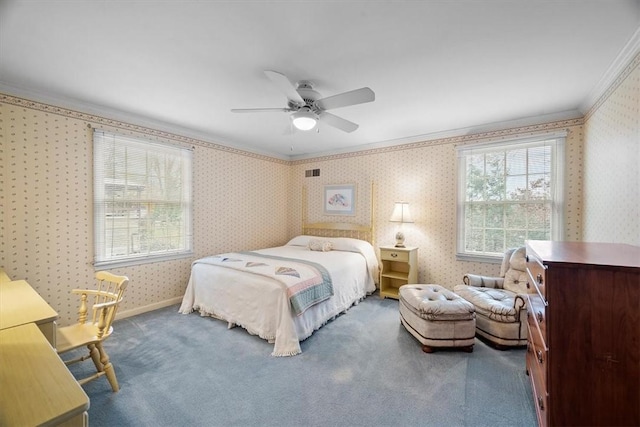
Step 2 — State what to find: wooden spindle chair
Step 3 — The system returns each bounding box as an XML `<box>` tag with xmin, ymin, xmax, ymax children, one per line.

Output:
<box><xmin>56</xmin><ymin>271</ymin><xmax>129</xmax><ymax>392</ymax></box>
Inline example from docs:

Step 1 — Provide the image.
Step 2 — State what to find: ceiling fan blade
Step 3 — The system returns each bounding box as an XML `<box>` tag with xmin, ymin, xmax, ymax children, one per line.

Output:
<box><xmin>318</xmin><ymin>111</ymin><xmax>359</xmax><ymax>133</ymax></box>
<box><xmin>315</xmin><ymin>87</ymin><xmax>375</xmax><ymax>111</ymax></box>
<box><xmin>231</xmin><ymin>107</ymin><xmax>292</xmax><ymax>113</ymax></box>
<box><xmin>264</xmin><ymin>70</ymin><xmax>305</xmax><ymax>105</ymax></box>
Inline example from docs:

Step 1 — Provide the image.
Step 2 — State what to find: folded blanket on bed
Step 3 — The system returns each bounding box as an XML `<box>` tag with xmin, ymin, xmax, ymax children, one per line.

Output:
<box><xmin>193</xmin><ymin>251</ymin><xmax>334</xmax><ymax>316</ymax></box>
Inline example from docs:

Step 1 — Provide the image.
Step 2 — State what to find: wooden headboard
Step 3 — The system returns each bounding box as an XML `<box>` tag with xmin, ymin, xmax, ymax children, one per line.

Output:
<box><xmin>301</xmin><ymin>182</ymin><xmax>376</xmax><ymax>247</ymax></box>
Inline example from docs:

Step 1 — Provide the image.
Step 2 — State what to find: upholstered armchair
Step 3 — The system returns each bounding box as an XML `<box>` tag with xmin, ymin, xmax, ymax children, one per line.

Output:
<box><xmin>454</xmin><ymin>247</ymin><xmax>535</xmax><ymax>349</ymax></box>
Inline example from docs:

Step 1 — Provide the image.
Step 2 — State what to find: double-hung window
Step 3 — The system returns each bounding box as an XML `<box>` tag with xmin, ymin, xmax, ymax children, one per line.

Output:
<box><xmin>93</xmin><ymin>130</ymin><xmax>193</xmax><ymax>267</ymax></box>
<box><xmin>456</xmin><ymin>134</ymin><xmax>565</xmax><ymax>261</ymax></box>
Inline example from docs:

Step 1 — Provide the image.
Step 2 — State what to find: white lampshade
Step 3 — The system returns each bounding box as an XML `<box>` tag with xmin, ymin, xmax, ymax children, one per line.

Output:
<box><xmin>389</xmin><ymin>202</ymin><xmax>413</xmax><ymax>223</ymax></box>
<box><xmin>292</xmin><ymin>108</ymin><xmax>317</xmax><ymax>131</ymax></box>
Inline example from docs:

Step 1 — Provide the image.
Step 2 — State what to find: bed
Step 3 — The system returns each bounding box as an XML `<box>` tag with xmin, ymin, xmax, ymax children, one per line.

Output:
<box><xmin>180</xmin><ymin>182</ymin><xmax>381</xmax><ymax>355</ymax></box>
<box><xmin>179</xmin><ymin>229</ymin><xmax>378</xmax><ymax>356</ymax></box>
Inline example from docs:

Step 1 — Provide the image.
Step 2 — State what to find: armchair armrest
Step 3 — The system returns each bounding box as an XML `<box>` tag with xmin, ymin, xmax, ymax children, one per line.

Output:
<box><xmin>70</xmin><ymin>289</ymin><xmax>119</xmax><ymax>325</ymax></box>
<box><xmin>514</xmin><ymin>294</ymin><xmax>529</xmax><ymax>340</ymax></box>
<box><xmin>93</xmin><ymin>300</ymin><xmax>120</xmax><ymax>339</ymax></box>
<box><xmin>463</xmin><ymin>274</ymin><xmax>504</xmax><ymax>289</ymax></box>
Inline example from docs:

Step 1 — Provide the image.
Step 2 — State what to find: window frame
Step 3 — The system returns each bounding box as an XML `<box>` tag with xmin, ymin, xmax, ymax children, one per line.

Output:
<box><xmin>93</xmin><ymin>130</ymin><xmax>193</xmax><ymax>269</ymax></box>
<box><xmin>456</xmin><ymin>133</ymin><xmax>565</xmax><ymax>262</ymax></box>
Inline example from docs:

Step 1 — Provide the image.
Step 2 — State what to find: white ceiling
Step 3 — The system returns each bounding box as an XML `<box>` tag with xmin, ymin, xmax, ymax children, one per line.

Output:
<box><xmin>1</xmin><ymin>1</ymin><xmax>639</xmax><ymax>159</ymax></box>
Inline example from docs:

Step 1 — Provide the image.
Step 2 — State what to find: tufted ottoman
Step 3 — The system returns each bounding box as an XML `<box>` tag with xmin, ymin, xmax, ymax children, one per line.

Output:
<box><xmin>399</xmin><ymin>284</ymin><xmax>476</xmax><ymax>353</ymax></box>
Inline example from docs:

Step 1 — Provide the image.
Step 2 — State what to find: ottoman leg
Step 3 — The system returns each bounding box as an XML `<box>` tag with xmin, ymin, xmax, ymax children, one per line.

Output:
<box><xmin>422</xmin><ymin>344</ymin><xmax>474</xmax><ymax>353</ymax></box>
<box><xmin>421</xmin><ymin>344</ymin><xmax>435</xmax><ymax>353</ymax></box>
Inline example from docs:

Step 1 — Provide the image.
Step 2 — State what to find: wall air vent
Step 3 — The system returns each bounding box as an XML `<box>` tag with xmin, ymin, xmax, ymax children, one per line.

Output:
<box><xmin>305</xmin><ymin>169</ymin><xmax>320</xmax><ymax>178</ymax></box>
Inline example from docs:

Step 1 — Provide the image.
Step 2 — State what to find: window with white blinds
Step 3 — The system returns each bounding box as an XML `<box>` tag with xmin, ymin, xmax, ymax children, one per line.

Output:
<box><xmin>456</xmin><ymin>135</ymin><xmax>565</xmax><ymax>260</ymax></box>
<box><xmin>93</xmin><ymin>130</ymin><xmax>193</xmax><ymax>267</ymax></box>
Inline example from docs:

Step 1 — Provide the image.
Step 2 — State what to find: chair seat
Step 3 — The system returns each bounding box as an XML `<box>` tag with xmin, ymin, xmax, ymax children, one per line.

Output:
<box><xmin>453</xmin><ymin>285</ymin><xmax>519</xmax><ymax>323</ymax></box>
<box><xmin>57</xmin><ymin>324</ymin><xmax>113</xmax><ymax>353</ymax></box>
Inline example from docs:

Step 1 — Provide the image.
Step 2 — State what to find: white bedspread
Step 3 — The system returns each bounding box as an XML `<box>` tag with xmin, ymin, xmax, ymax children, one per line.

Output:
<box><xmin>179</xmin><ymin>237</ymin><xmax>378</xmax><ymax>356</ymax></box>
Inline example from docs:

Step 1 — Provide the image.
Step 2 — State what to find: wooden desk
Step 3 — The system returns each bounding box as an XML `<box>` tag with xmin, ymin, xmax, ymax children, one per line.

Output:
<box><xmin>0</xmin><ymin>268</ymin><xmax>11</xmax><ymax>283</ymax></box>
<box><xmin>0</xmin><ymin>323</ymin><xmax>89</xmax><ymax>426</ymax></box>
<box><xmin>0</xmin><ymin>279</ymin><xmax>58</xmax><ymax>346</ymax></box>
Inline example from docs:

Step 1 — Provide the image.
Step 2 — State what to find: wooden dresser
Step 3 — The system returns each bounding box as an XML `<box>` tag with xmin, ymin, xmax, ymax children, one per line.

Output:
<box><xmin>525</xmin><ymin>240</ymin><xmax>640</xmax><ymax>427</ymax></box>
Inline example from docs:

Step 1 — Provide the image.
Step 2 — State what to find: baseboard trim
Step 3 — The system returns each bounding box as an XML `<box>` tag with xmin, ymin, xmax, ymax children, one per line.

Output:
<box><xmin>116</xmin><ymin>297</ymin><xmax>183</xmax><ymax>320</ymax></box>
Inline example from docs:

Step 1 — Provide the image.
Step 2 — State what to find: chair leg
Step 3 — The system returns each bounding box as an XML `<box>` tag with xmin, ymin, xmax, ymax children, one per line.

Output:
<box><xmin>97</xmin><ymin>342</ymin><xmax>119</xmax><ymax>392</ymax></box>
<box><xmin>88</xmin><ymin>343</ymin><xmax>103</xmax><ymax>372</ymax></box>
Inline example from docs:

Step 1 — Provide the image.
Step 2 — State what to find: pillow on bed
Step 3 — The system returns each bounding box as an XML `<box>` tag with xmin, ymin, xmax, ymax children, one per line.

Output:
<box><xmin>287</xmin><ymin>235</ymin><xmax>372</xmax><ymax>254</ymax></box>
<box><xmin>286</xmin><ymin>235</ymin><xmax>316</xmax><ymax>247</ymax></box>
<box><xmin>330</xmin><ymin>237</ymin><xmax>371</xmax><ymax>254</ymax></box>
<box><xmin>308</xmin><ymin>239</ymin><xmax>333</xmax><ymax>252</ymax></box>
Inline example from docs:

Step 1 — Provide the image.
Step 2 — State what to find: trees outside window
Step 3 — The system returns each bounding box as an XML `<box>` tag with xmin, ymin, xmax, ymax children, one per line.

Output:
<box><xmin>457</xmin><ymin>136</ymin><xmax>564</xmax><ymax>259</ymax></box>
<box><xmin>94</xmin><ymin>131</ymin><xmax>192</xmax><ymax>267</ymax></box>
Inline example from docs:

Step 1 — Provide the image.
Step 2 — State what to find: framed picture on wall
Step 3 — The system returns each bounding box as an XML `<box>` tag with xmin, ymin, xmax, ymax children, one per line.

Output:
<box><xmin>324</xmin><ymin>184</ymin><xmax>356</xmax><ymax>215</ymax></box>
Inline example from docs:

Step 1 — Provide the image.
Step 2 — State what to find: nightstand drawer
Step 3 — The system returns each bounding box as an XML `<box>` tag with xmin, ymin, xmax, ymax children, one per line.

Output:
<box><xmin>380</xmin><ymin>249</ymin><xmax>409</xmax><ymax>262</ymax></box>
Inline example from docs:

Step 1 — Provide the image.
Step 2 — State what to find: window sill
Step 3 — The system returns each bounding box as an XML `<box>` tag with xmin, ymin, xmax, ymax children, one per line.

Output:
<box><xmin>94</xmin><ymin>251</ymin><xmax>194</xmax><ymax>270</ymax></box>
<box><xmin>456</xmin><ymin>253</ymin><xmax>503</xmax><ymax>264</ymax></box>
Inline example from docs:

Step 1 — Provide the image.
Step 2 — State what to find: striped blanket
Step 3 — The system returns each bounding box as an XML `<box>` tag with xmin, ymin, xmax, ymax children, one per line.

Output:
<box><xmin>193</xmin><ymin>251</ymin><xmax>334</xmax><ymax>316</ymax></box>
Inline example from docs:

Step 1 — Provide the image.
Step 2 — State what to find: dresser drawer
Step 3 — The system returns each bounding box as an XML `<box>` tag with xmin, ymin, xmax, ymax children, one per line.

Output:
<box><xmin>527</xmin><ymin>327</ymin><xmax>549</xmax><ymax>427</ymax></box>
<box><xmin>526</xmin><ymin>293</ymin><xmax>547</xmax><ymax>342</ymax></box>
<box><xmin>527</xmin><ymin>314</ymin><xmax>548</xmax><ymax>387</ymax></box>
<box><xmin>380</xmin><ymin>249</ymin><xmax>409</xmax><ymax>263</ymax></box>
<box><xmin>526</xmin><ymin>253</ymin><xmax>547</xmax><ymax>303</ymax></box>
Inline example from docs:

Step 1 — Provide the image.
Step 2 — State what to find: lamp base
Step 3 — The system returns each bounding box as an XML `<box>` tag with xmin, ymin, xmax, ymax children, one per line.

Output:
<box><xmin>395</xmin><ymin>231</ymin><xmax>406</xmax><ymax>248</ymax></box>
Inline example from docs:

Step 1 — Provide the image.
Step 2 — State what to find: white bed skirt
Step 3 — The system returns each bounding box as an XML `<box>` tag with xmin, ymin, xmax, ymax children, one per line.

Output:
<box><xmin>179</xmin><ymin>245</ymin><xmax>376</xmax><ymax>356</ymax></box>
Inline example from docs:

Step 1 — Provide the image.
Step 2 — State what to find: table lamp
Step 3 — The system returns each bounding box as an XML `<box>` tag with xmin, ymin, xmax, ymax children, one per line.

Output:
<box><xmin>390</xmin><ymin>201</ymin><xmax>413</xmax><ymax>247</ymax></box>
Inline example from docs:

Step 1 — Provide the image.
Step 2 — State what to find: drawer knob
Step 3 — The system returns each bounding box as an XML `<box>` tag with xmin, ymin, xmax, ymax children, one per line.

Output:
<box><xmin>390</xmin><ymin>253</ymin><xmax>398</xmax><ymax>258</ymax></box>
<box><xmin>537</xmin><ymin>396</ymin><xmax>544</xmax><ymax>410</ymax></box>
<box><xmin>536</xmin><ymin>273</ymin><xmax>543</xmax><ymax>284</ymax></box>
<box><xmin>537</xmin><ymin>350</ymin><xmax>544</xmax><ymax>364</ymax></box>
<box><xmin>536</xmin><ymin>311</ymin><xmax>544</xmax><ymax>323</ymax></box>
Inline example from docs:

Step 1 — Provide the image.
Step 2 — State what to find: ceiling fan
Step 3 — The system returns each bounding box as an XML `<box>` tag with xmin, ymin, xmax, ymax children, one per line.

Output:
<box><xmin>231</xmin><ymin>70</ymin><xmax>375</xmax><ymax>133</ymax></box>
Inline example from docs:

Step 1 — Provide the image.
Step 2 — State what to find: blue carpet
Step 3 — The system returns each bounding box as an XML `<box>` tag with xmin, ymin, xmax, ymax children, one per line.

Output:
<box><xmin>68</xmin><ymin>295</ymin><xmax>536</xmax><ymax>427</ymax></box>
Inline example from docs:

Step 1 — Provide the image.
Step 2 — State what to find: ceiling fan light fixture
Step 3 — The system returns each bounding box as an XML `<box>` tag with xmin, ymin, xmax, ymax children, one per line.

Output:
<box><xmin>292</xmin><ymin>108</ymin><xmax>317</xmax><ymax>131</ymax></box>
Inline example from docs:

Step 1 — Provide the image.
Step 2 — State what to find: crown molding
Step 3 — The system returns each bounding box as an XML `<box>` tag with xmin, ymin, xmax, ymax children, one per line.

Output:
<box><xmin>3</xmin><ymin>81</ymin><xmax>582</xmax><ymax>165</ymax></box>
<box><xmin>0</xmin><ymin>88</ymin><xmax>586</xmax><ymax>167</ymax></box>
<box><xmin>0</xmin><ymin>83</ymin><xmax>291</xmax><ymax>163</ymax></box>
<box><xmin>290</xmin><ymin>110</ymin><xmax>583</xmax><ymax>163</ymax></box>
<box><xmin>580</xmin><ymin>26</ymin><xmax>640</xmax><ymax>116</ymax></box>
<box><xmin>291</xmin><ymin>114</ymin><xmax>584</xmax><ymax>165</ymax></box>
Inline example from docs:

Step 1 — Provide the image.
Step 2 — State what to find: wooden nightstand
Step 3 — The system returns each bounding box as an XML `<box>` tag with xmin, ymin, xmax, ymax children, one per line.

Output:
<box><xmin>379</xmin><ymin>246</ymin><xmax>418</xmax><ymax>299</ymax></box>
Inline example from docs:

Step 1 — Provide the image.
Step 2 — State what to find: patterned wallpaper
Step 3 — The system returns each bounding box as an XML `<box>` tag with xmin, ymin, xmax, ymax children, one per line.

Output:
<box><xmin>583</xmin><ymin>54</ymin><xmax>640</xmax><ymax>245</ymax></box>
<box><xmin>0</xmin><ymin>99</ymin><xmax>290</xmax><ymax>325</ymax></box>
<box><xmin>0</xmin><ymin>50</ymin><xmax>636</xmax><ymax>322</ymax></box>
<box><xmin>290</xmin><ymin>121</ymin><xmax>584</xmax><ymax>290</ymax></box>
